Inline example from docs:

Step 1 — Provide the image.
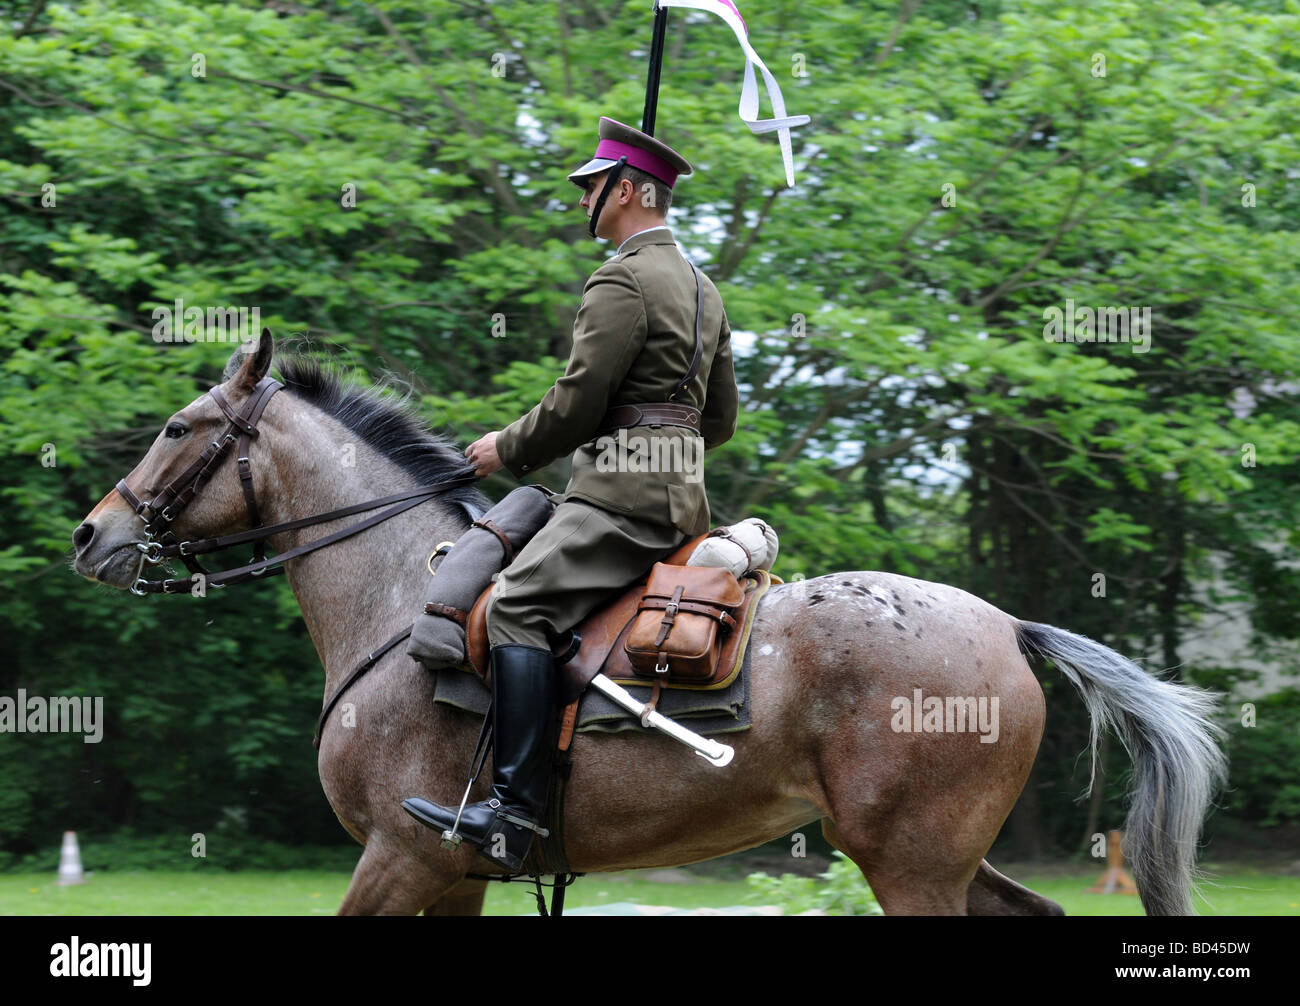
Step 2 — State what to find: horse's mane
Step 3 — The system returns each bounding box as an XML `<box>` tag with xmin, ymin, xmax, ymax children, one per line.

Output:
<box><xmin>237</xmin><ymin>350</ymin><xmax>492</xmax><ymax>521</ymax></box>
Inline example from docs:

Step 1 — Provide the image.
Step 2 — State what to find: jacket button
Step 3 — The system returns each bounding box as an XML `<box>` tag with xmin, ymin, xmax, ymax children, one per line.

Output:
<box><xmin>521</xmin><ymin>464</ymin><xmax>531</xmax><ymax>472</ymax></box>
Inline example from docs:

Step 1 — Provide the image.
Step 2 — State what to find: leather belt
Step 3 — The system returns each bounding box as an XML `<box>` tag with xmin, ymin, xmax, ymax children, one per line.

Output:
<box><xmin>598</xmin><ymin>402</ymin><xmax>702</xmax><ymax>434</ymax></box>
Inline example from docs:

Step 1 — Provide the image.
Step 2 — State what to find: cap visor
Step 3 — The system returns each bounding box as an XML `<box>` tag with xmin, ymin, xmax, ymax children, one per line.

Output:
<box><xmin>567</xmin><ymin>157</ymin><xmax>620</xmax><ymax>186</ymax></box>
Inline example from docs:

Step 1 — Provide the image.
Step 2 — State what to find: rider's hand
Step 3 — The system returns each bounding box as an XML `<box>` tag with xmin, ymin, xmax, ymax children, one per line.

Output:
<box><xmin>465</xmin><ymin>431</ymin><xmax>503</xmax><ymax>478</ymax></box>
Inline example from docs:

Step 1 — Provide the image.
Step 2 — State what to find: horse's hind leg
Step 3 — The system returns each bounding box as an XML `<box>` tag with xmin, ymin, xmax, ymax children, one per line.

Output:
<box><xmin>821</xmin><ymin>818</ymin><xmax>972</xmax><ymax>915</ymax></box>
<box><xmin>967</xmin><ymin>860</ymin><xmax>1064</xmax><ymax>916</ymax></box>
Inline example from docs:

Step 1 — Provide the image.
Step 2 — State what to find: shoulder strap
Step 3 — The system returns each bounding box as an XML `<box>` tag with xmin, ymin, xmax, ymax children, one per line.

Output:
<box><xmin>669</xmin><ymin>260</ymin><xmax>704</xmax><ymax>404</ymax></box>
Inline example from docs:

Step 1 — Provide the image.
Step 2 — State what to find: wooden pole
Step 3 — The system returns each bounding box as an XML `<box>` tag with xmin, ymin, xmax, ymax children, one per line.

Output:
<box><xmin>1087</xmin><ymin>829</ymin><xmax>1138</xmax><ymax>895</ymax></box>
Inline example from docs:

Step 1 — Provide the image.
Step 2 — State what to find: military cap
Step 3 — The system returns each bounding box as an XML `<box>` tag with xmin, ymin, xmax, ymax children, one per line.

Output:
<box><xmin>567</xmin><ymin>116</ymin><xmax>693</xmax><ymax>190</ymax></box>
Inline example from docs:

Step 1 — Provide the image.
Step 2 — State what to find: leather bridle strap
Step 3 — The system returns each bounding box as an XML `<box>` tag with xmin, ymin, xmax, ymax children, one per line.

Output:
<box><xmin>116</xmin><ymin>371</ymin><xmax>481</xmax><ymax>595</ymax></box>
<box><xmin>116</xmin><ymin>375</ymin><xmax>284</xmax><ymax>585</ymax></box>
<box><xmin>129</xmin><ymin>472</ymin><xmax>480</xmax><ymax>594</ymax></box>
<box><xmin>210</xmin><ymin>378</ymin><xmax>281</xmax><ymax>565</ymax></box>
<box><xmin>150</xmin><ymin>479</ymin><xmax>477</xmax><ymax>561</ymax></box>
<box><xmin>312</xmin><ymin>625</ymin><xmax>414</xmax><ymax>749</ymax></box>
<box><xmin>116</xmin><ymin>375</ymin><xmax>283</xmax><ymax>534</ymax></box>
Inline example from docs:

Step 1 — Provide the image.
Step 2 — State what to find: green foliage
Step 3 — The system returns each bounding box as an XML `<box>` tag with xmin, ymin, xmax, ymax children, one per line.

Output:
<box><xmin>745</xmin><ymin>852</ymin><xmax>884</xmax><ymax>916</ymax></box>
<box><xmin>1220</xmin><ymin>690</ymin><xmax>1300</xmax><ymax>827</ymax></box>
<box><xmin>2</xmin><ymin>828</ymin><xmax>360</xmax><ymax>874</ymax></box>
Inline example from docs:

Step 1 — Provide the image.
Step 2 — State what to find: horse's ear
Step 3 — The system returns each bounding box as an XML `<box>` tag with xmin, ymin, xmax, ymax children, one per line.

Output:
<box><xmin>226</xmin><ymin>328</ymin><xmax>274</xmax><ymax>392</ymax></box>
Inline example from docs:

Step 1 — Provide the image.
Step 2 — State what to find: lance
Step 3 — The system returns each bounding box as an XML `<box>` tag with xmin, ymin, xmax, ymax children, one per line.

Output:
<box><xmin>641</xmin><ymin>1</ymin><xmax>669</xmax><ymax>136</ymax></box>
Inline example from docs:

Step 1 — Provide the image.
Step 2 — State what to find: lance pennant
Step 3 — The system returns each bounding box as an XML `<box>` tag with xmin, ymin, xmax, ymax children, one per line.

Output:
<box><xmin>652</xmin><ymin>0</ymin><xmax>810</xmax><ymax>186</ymax></box>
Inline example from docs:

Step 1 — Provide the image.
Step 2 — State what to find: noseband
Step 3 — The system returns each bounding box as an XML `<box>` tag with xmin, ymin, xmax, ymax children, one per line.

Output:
<box><xmin>115</xmin><ymin>374</ymin><xmax>479</xmax><ymax>595</ymax></box>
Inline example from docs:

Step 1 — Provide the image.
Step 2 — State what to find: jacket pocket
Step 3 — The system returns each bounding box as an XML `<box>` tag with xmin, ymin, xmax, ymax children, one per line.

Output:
<box><xmin>666</xmin><ymin>481</ymin><xmax>708</xmax><ymax>535</ymax></box>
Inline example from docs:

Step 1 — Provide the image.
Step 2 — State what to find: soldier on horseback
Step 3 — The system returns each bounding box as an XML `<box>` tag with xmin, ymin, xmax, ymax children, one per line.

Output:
<box><xmin>401</xmin><ymin>116</ymin><xmax>739</xmax><ymax>870</ymax></box>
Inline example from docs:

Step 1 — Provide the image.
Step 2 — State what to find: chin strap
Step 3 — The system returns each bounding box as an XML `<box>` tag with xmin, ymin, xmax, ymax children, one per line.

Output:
<box><xmin>587</xmin><ymin>155</ymin><xmax>628</xmax><ymax>239</ymax></box>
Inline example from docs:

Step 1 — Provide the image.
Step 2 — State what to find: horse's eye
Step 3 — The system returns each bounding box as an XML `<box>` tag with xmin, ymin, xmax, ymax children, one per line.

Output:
<box><xmin>165</xmin><ymin>423</ymin><xmax>188</xmax><ymax>439</ymax></box>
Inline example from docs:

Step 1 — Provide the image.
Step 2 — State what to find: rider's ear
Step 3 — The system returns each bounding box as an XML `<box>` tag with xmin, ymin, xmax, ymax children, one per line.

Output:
<box><xmin>226</xmin><ymin>328</ymin><xmax>274</xmax><ymax>393</ymax></box>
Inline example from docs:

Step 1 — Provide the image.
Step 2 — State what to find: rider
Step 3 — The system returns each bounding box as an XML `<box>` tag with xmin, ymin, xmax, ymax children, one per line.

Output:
<box><xmin>402</xmin><ymin>116</ymin><xmax>739</xmax><ymax>871</ymax></box>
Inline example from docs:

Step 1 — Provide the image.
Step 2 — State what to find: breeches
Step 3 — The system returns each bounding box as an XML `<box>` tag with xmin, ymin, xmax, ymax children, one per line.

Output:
<box><xmin>485</xmin><ymin>499</ymin><xmax>687</xmax><ymax>649</ymax></box>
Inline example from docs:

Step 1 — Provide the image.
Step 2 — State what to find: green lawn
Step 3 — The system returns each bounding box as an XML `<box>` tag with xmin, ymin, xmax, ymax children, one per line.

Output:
<box><xmin>1</xmin><ymin>862</ymin><xmax>1295</xmax><ymax>916</ymax></box>
<box><xmin>990</xmin><ymin>862</ymin><xmax>1300</xmax><ymax>917</ymax></box>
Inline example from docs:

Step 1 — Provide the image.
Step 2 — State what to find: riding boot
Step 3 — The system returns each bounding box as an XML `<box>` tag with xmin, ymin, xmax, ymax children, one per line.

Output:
<box><xmin>402</xmin><ymin>643</ymin><xmax>556</xmax><ymax>872</ymax></box>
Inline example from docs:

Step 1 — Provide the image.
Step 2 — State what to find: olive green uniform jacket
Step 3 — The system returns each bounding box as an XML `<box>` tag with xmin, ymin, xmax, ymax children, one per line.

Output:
<box><xmin>494</xmin><ymin>227</ymin><xmax>738</xmax><ymax>536</ymax></box>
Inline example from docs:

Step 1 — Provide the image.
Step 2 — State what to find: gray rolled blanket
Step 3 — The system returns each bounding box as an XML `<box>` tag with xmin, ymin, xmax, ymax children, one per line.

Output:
<box><xmin>407</xmin><ymin>485</ymin><xmax>556</xmax><ymax>668</ymax></box>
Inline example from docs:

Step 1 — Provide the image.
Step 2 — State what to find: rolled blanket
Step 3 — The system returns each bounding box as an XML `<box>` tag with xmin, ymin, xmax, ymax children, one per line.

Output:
<box><xmin>407</xmin><ymin>485</ymin><xmax>556</xmax><ymax>668</ymax></box>
<box><xmin>687</xmin><ymin>517</ymin><xmax>778</xmax><ymax>578</ymax></box>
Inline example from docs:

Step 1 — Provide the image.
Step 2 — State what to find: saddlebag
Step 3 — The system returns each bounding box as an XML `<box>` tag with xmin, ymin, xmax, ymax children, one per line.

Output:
<box><xmin>624</xmin><ymin>561</ymin><xmax>745</xmax><ymax>682</ymax></box>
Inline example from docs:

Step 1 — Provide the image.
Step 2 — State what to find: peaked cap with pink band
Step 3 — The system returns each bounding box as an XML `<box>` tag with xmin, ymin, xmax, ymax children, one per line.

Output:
<box><xmin>567</xmin><ymin>116</ymin><xmax>693</xmax><ymax>190</ymax></box>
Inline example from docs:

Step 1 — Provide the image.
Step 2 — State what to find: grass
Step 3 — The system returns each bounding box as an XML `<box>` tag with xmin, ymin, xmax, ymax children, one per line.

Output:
<box><xmin>0</xmin><ymin>870</ymin><xmax>349</xmax><ymax>916</ymax></box>
<box><xmin>990</xmin><ymin>861</ymin><xmax>1300</xmax><ymax>917</ymax></box>
<box><xmin>1</xmin><ymin>860</ymin><xmax>1296</xmax><ymax>915</ymax></box>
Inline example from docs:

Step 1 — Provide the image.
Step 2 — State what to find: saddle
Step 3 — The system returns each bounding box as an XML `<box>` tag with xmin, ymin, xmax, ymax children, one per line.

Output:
<box><xmin>459</xmin><ymin>532</ymin><xmax>772</xmax><ymax>705</ymax></box>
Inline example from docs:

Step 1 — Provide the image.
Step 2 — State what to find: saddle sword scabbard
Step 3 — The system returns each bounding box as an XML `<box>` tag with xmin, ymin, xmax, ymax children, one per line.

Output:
<box><xmin>588</xmin><ymin>673</ymin><xmax>734</xmax><ymax>767</ymax></box>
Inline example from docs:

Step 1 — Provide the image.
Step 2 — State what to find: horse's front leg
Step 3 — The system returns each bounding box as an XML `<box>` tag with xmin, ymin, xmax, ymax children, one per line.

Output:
<box><xmin>423</xmin><ymin>877</ymin><xmax>488</xmax><ymax>916</ymax></box>
<box><xmin>337</xmin><ymin>835</ymin><xmax>472</xmax><ymax>916</ymax></box>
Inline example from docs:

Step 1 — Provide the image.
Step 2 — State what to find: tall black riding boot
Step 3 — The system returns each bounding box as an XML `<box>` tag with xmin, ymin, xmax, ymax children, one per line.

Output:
<box><xmin>402</xmin><ymin>643</ymin><xmax>556</xmax><ymax>871</ymax></box>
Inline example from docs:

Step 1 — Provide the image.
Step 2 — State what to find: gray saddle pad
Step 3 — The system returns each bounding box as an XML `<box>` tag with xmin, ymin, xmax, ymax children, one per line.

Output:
<box><xmin>431</xmin><ymin>643</ymin><xmax>752</xmax><ymax>737</ymax></box>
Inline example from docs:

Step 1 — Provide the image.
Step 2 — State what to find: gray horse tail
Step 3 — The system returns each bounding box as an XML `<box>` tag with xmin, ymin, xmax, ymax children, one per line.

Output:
<box><xmin>1015</xmin><ymin>620</ymin><xmax>1228</xmax><ymax>916</ymax></box>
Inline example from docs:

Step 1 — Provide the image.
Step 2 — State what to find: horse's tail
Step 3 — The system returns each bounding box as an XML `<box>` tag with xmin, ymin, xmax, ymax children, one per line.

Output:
<box><xmin>1014</xmin><ymin>620</ymin><xmax>1227</xmax><ymax>916</ymax></box>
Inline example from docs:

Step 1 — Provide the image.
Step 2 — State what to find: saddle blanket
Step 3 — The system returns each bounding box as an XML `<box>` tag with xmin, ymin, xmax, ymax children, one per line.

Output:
<box><xmin>432</xmin><ymin>642</ymin><xmax>753</xmax><ymax>737</ymax></box>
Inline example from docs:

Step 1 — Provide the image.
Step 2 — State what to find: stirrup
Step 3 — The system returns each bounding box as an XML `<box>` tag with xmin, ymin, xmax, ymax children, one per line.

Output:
<box><xmin>488</xmin><ymin>798</ymin><xmax>550</xmax><ymax>838</ymax></box>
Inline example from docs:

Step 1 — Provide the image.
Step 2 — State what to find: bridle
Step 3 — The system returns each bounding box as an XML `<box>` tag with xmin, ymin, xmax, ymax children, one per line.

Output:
<box><xmin>114</xmin><ymin>374</ymin><xmax>480</xmax><ymax>596</ymax></box>
<box><xmin>115</xmin><ymin>375</ymin><xmax>281</xmax><ymax>593</ymax></box>
<box><xmin>113</xmin><ymin>371</ymin><xmax>484</xmax><ymax>750</ymax></box>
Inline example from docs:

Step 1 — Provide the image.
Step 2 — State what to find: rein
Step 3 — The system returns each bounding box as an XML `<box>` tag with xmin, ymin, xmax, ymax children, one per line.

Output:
<box><xmin>114</xmin><ymin>375</ymin><xmax>481</xmax><ymax>595</ymax></box>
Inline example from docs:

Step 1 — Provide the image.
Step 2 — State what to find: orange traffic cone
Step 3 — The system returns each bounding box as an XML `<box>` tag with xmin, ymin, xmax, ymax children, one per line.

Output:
<box><xmin>56</xmin><ymin>830</ymin><xmax>85</xmax><ymax>886</ymax></box>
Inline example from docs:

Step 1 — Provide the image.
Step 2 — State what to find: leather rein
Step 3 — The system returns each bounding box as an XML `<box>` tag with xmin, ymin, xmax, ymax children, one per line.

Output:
<box><xmin>114</xmin><ymin>375</ymin><xmax>480</xmax><ymax>596</ymax></box>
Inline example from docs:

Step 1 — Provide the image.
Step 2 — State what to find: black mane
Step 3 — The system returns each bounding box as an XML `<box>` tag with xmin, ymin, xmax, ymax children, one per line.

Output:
<box><xmin>259</xmin><ymin>354</ymin><xmax>491</xmax><ymax>522</ymax></box>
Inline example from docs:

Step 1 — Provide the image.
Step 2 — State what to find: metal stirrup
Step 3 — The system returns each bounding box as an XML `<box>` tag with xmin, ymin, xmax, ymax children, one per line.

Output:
<box><xmin>490</xmin><ymin>800</ymin><xmax>551</xmax><ymax>838</ymax></box>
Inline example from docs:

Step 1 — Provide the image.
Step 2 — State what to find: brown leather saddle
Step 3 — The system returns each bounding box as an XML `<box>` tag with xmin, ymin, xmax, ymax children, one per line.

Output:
<box><xmin>460</xmin><ymin>532</ymin><xmax>770</xmax><ymax>704</ymax></box>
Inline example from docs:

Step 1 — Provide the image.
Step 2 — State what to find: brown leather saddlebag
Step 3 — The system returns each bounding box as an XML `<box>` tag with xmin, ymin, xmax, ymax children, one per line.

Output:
<box><xmin>624</xmin><ymin>562</ymin><xmax>744</xmax><ymax>681</ymax></box>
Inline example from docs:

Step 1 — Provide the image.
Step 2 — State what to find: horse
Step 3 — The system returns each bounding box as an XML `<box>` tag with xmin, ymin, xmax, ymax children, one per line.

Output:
<box><xmin>71</xmin><ymin>331</ymin><xmax>1227</xmax><ymax>915</ymax></box>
